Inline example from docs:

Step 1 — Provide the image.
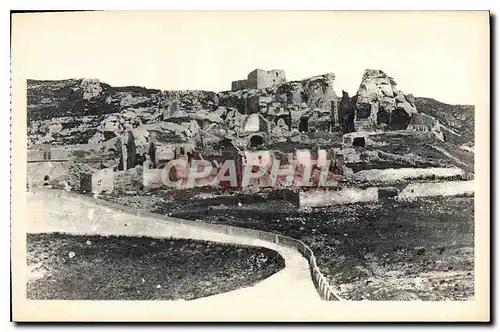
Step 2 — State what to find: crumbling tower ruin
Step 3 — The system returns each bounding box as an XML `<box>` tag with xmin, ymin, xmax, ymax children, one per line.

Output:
<box><xmin>231</xmin><ymin>69</ymin><xmax>287</xmax><ymax>91</ymax></box>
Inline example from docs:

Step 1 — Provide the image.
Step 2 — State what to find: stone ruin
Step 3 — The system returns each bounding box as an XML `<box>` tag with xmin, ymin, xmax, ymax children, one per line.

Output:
<box><xmin>231</xmin><ymin>69</ymin><xmax>287</xmax><ymax>91</ymax></box>
<box><xmin>27</xmin><ymin>68</ymin><xmax>449</xmax><ymax>188</ymax></box>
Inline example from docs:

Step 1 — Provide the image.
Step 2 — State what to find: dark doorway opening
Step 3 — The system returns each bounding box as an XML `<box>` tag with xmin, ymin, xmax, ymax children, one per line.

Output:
<box><xmin>250</xmin><ymin>135</ymin><xmax>264</xmax><ymax>148</ymax></box>
<box><xmin>352</xmin><ymin>137</ymin><xmax>366</xmax><ymax>148</ymax></box>
<box><xmin>299</xmin><ymin>118</ymin><xmax>309</xmax><ymax>132</ymax></box>
<box><xmin>390</xmin><ymin>109</ymin><xmax>412</xmax><ymax>130</ymax></box>
<box><xmin>149</xmin><ymin>143</ymin><xmax>156</xmax><ymax>167</ymax></box>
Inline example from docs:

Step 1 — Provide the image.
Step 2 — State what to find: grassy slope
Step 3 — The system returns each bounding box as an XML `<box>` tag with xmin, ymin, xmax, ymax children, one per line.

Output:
<box><xmin>27</xmin><ymin>233</ymin><xmax>284</xmax><ymax>300</ymax></box>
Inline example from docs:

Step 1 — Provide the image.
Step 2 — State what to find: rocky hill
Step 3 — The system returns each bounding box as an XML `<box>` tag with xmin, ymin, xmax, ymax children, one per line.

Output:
<box><xmin>27</xmin><ymin>73</ymin><xmax>340</xmax><ymax>146</ymax></box>
<box><xmin>27</xmin><ymin>78</ymin><xmax>217</xmax><ymax>146</ymax></box>
<box><xmin>26</xmin><ymin>70</ymin><xmax>475</xmax><ymax>174</ymax></box>
<box><xmin>414</xmin><ymin>97</ymin><xmax>475</xmax><ymax>146</ymax></box>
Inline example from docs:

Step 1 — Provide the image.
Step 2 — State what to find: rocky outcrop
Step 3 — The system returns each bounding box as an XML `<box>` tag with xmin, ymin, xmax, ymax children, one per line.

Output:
<box><xmin>354</xmin><ymin>69</ymin><xmax>417</xmax><ymax>131</ymax></box>
<box><xmin>277</xmin><ymin>73</ymin><xmax>338</xmax><ymax>111</ymax></box>
<box><xmin>27</xmin><ymin>71</ymin><xmax>472</xmax><ymax>155</ymax></box>
<box><xmin>218</xmin><ymin>73</ymin><xmax>339</xmax><ymax>135</ymax></box>
<box><xmin>414</xmin><ymin>97</ymin><xmax>475</xmax><ymax>145</ymax></box>
<box><xmin>27</xmin><ymin>73</ymin><xmax>340</xmax><ymax>147</ymax></box>
<box><xmin>407</xmin><ymin>113</ymin><xmax>444</xmax><ymax>142</ymax></box>
<box><xmin>27</xmin><ymin>79</ymin><xmax>117</xmax><ymax>122</ymax></box>
<box><xmin>27</xmin><ymin>79</ymin><xmax>220</xmax><ymax>147</ymax></box>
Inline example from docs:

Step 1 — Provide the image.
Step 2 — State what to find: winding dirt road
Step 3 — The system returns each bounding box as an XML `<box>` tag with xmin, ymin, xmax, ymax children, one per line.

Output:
<box><xmin>27</xmin><ymin>189</ymin><xmax>322</xmax><ymax>308</ymax></box>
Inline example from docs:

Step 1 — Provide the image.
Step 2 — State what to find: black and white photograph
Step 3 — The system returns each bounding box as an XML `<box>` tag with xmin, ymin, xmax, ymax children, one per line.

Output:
<box><xmin>10</xmin><ymin>10</ymin><xmax>490</xmax><ymax>322</ymax></box>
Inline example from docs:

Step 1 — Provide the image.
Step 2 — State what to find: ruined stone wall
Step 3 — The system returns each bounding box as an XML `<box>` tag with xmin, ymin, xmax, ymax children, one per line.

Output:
<box><xmin>247</xmin><ymin>69</ymin><xmax>286</xmax><ymax>89</ymax></box>
<box><xmin>299</xmin><ymin>188</ymin><xmax>379</xmax><ymax>207</ymax></box>
<box><xmin>80</xmin><ymin>167</ymin><xmax>114</xmax><ymax>194</ymax></box>
<box><xmin>27</xmin><ymin>147</ymin><xmax>73</xmax><ymax>161</ymax></box>
<box><xmin>231</xmin><ymin>79</ymin><xmax>248</xmax><ymax>91</ymax></box>
<box><xmin>27</xmin><ymin>161</ymin><xmax>72</xmax><ymax>187</ymax></box>
<box><xmin>231</xmin><ymin>69</ymin><xmax>287</xmax><ymax>91</ymax></box>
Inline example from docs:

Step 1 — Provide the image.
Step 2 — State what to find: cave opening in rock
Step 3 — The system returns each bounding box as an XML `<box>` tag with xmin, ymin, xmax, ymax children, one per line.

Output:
<box><xmin>356</xmin><ymin>104</ymin><xmax>371</xmax><ymax>119</ymax></box>
<box><xmin>249</xmin><ymin>135</ymin><xmax>264</xmax><ymax>148</ymax></box>
<box><xmin>377</xmin><ymin>106</ymin><xmax>391</xmax><ymax>126</ymax></box>
<box><xmin>103</xmin><ymin>132</ymin><xmax>117</xmax><ymax>141</ymax></box>
<box><xmin>299</xmin><ymin>118</ymin><xmax>309</xmax><ymax>132</ymax></box>
<box><xmin>390</xmin><ymin>109</ymin><xmax>412</xmax><ymax>130</ymax></box>
<box><xmin>352</xmin><ymin>137</ymin><xmax>366</xmax><ymax>148</ymax></box>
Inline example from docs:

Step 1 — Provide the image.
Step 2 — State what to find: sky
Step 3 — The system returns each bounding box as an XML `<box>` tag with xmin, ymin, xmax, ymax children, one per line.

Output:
<box><xmin>12</xmin><ymin>11</ymin><xmax>489</xmax><ymax>105</ymax></box>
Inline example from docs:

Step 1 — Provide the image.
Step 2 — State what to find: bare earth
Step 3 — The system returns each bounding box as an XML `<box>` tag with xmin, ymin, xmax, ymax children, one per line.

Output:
<box><xmin>27</xmin><ymin>233</ymin><xmax>285</xmax><ymax>300</ymax></box>
<box><xmin>104</xmin><ymin>192</ymin><xmax>474</xmax><ymax>301</ymax></box>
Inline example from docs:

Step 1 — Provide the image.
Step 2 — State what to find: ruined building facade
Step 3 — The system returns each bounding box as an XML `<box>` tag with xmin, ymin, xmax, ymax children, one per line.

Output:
<box><xmin>231</xmin><ymin>69</ymin><xmax>287</xmax><ymax>91</ymax></box>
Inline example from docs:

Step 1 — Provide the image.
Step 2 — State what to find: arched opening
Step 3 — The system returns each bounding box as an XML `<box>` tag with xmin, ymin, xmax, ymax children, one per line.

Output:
<box><xmin>249</xmin><ymin>135</ymin><xmax>264</xmax><ymax>148</ymax></box>
<box><xmin>299</xmin><ymin>118</ymin><xmax>309</xmax><ymax>132</ymax></box>
<box><xmin>390</xmin><ymin>108</ymin><xmax>412</xmax><ymax>130</ymax></box>
<box><xmin>43</xmin><ymin>175</ymin><xmax>50</xmax><ymax>187</ymax></box>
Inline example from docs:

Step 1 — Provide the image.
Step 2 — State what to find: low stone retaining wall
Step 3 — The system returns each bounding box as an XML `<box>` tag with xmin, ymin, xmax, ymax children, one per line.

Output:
<box><xmin>298</xmin><ymin>180</ymin><xmax>474</xmax><ymax>208</ymax></box>
<box><xmin>398</xmin><ymin>180</ymin><xmax>475</xmax><ymax>199</ymax></box>
<box><xmin>33</xmin><ymin>188</ymin><xmax>341</xmax><ymax>302</ymax></box>
<box><xmin>351</xmin><ymin>167</ymin><xmax>466</xmax><ymax>183</ymax></box>
<box><xmin>299</xmin><ymin>187</ymin><xmax>378</xmax><ymax>208</ymax></box>
<box><xmin>27</xmin><ymin>161</ymin><xmax>72</xmax><ymax>187</ymax></box>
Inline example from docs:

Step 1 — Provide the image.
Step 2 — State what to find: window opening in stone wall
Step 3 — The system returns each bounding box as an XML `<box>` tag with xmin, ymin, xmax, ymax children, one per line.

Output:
<box><xmin>43</xmin><ymin>175</ymin><xmax>50</xmax><ymax>186</ymax></box>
